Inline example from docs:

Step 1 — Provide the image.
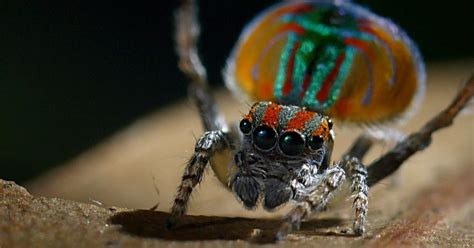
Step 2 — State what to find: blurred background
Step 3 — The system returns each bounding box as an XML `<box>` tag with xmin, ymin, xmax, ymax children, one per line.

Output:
<box><xmin>2</xmin><ymin>0</ymin><xmax>474</xmax><ymax>183</ymax></box>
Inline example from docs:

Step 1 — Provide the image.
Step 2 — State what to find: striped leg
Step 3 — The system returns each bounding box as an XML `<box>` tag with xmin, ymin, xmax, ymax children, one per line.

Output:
<box><xmin>276</xmin><ymin>166</ymin><xmax>345</xmax><ymax>240</ymax></box>
<box><xmin>342</xmin><ymin>131</ymin><xmax>401</xmax><ymax>189</ymax></box>
<box><xmin>170</xmin><ymin>0</ymin><xmax>235</xmax><ymax>228</ymax></box>
<box><xmin>342</xmin><ymin>156</ymin><xmax>369</xmax><ymax>235</ymax></box>
<box><xmin>175</xmin><ymin>0</ymin><xmax>227</xmax><ymax>132</ymax></box>
<box><xmin>167</xmin><ymin>130</ymin><xmax>228</xmax><ymax>228</ymax></box>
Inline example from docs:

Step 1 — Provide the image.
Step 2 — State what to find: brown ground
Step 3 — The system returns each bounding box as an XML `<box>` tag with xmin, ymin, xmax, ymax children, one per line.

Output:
<box><xmin>0</xmin><ymin>61</ymin><xmax>472</xmax><ymax>247</ymax></box>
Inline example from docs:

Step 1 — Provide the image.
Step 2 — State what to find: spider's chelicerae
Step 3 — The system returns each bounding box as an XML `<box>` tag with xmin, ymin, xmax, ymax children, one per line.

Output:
<box><xmin>167</xmin><ymin>0</ymin><xmax>474</xmax><ymax>240</ymax></box>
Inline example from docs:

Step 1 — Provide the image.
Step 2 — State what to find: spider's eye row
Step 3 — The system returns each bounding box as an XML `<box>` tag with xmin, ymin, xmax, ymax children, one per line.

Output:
<box><xmin>308</xmin><ymin>135</ymin><xmax>324</xmax><ymax>150</ymax></box>
<box><xmin>279</xmin><ymin>131</ymin><xmax>305</xmax><ymax>156</ymax></box>
<box><xmin>253</xmin><ymin>125</ymin><xmax>277</xmax><ymax>150</ymax></box>
<box><xmin>239</xmin><ymin>119</ymin><xmax>252</xmax><ymax>134</ymax></box>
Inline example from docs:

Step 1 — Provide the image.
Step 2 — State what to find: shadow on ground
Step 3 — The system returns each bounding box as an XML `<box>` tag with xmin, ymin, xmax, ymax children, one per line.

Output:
<box><xmin>110</xmin><ymin>210</ymin><xmax>353</xmax><ymax>243</ymax></box>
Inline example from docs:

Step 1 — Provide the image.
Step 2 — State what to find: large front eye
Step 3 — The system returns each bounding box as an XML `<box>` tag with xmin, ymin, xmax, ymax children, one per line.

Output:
<box><xmin>279</xmin><ymin>131</ymin><xmax>305</xmax><ymax>156</ymax></box>
<box><xmin>308</xmin><ymin>135</ymin><xmax>324</xmax><ymax>150</ymax></box>
<box><xmin>253</xmin><ymin>125</ymin><xmax>277</xmax><ymax>150</ymax></box>
<box><xmin>239</xmin><ymin>119</ymin><xmax>252</xmax><ymax>134</ymax></box>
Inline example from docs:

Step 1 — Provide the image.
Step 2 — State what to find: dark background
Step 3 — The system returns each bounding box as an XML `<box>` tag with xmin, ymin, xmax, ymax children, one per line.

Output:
<box><xmin>2</xmin><ymin>0</ymin><xmax>473</xmax><ymax>183</ymax></box>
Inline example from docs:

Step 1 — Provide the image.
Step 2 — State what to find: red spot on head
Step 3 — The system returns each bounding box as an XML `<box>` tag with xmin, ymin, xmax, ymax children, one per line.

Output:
<box><xmin>244</xmin><ymin>102</ymin><xmax>261</xmax><ymax>122</ymax></box>
<box><xmin>312</xmin><ymin>119</ymin><xmax>331</xmax><ymax>139</ymax></box>
<box><xmin>262</xmin><ymin>103</ymin><xmax>283</xmax><ymax>128</ymax></box>
<box><xmin>285</xmin><ymin>110</ymin><xmax>316</xmax><ymax>131</ymax></box>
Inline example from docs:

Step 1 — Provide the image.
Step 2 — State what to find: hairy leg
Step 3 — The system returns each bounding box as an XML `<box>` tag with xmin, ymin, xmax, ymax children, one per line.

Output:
<box><xmin>175</xmin><ymin>0</ymin><xmax>227</xmax><ymax>132</ymax></box>
<box><xmin>167</xmin><ymin>130</ymin><xmax>228</xmax><ymax>228</ymax></box>
<box><xmin>276</xmin><ymin>166</ymin><xmax>346</xmax><ymax>240</ymax></box>
<box><xmin>368</xmin><ymin>75</ymin><xmax>474</xmax><ymax>186</ymax></box>
<box><xmin>341</xmin><ymin>156</ymin><xmax>369</xmax><ymax>235</ymax></box>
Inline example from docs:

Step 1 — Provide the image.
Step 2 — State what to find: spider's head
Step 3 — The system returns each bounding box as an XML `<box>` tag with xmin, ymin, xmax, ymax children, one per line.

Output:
<box><xmin>237</xmin><ymin>101</ymin><xmax>334</xmax><ymax>168</ymax></box>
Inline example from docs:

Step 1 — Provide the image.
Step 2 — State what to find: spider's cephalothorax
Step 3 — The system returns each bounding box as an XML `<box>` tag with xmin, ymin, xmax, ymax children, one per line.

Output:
<box><xmin>166</xmin><ymin>0</ymin><xmax>474</xmax><ymax>241</ymax></box>
<box><xmin>231</xmin><ymin>101</ymin><xmax>335</xmax><ymax>210</ymax></box>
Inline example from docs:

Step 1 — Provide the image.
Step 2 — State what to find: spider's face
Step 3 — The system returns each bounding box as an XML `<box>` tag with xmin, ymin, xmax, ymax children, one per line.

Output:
<box><xmin>237</xmin><ymin>101</ymin><xmax>334</xmax><ymax>169</ymax></box>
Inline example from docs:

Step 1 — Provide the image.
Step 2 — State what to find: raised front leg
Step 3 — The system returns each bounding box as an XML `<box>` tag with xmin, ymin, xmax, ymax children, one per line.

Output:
<box><xmin>167</xmin><ymin>130</ymin><xmax>228</xmax><ymax>228</ymax></box>
<box><xmin>276</xmin><ymin>166</ymin><xmax>346</xmax><ymax>241</ymax></box>
<box><xmin>175</xmin><ymin>0</ymin><xmax>227</xmax><ymax>132</ymax></box>
<box><xmin>341</xmin><ymin>156</ymin><xmax>369</xmax><ymax>235</ymax></box>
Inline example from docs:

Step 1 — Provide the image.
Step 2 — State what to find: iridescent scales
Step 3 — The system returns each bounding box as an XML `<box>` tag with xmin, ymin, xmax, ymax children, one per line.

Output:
<box><xmin>225</xmin><ymin>0</ymin><xmax>425</xmax><ymax>123</ymax></box>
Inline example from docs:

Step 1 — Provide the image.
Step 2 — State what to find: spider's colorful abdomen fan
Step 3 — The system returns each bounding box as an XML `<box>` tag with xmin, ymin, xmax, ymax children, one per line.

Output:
<box><xmin>225</xmin><ymin>1</ymin><xmax>425</xmax><ymax>123</ymax></box>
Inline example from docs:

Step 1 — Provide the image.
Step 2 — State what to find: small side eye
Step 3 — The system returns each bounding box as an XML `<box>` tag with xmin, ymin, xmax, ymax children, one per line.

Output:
<box><xmin>327</xmin><ymin>118</ymin><xmax>333</xmax><ymax>130</ymax></box>
<box><xmin>239</xmin><ymin>119</ymin><xmax>252</xmax><ymax>134</ymax></box>
<box><xmin>253</xmin><ymin>125</ymin><xmax>277</xmax><ymax>150</ymax></box>
<box><xmin>308</xmin><ymin>135</ymin><xmax>324</xmax><ymax>150</ymax></box>
<box><xmin>279</xmin><ymin>131</ymin><xmax>305</xmax><ymax>156</ymax></box>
